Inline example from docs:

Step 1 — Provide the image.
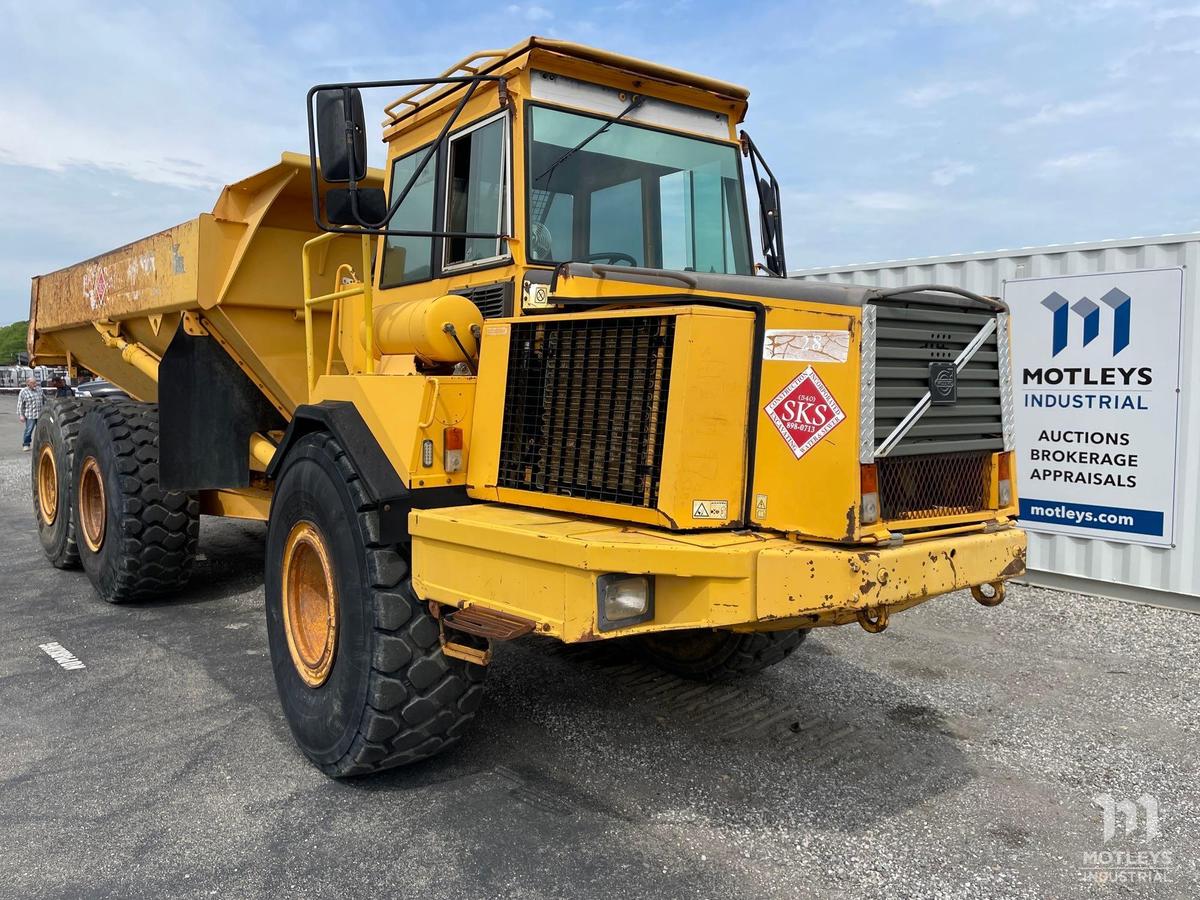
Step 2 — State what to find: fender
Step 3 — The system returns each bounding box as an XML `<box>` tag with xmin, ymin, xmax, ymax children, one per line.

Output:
<box><xmin>268</xmin><ymin>401</ymin><xmax>469</xmax><ymax>544</ymax></box>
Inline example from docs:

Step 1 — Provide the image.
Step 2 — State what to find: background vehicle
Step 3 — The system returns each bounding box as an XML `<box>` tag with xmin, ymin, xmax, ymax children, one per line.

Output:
<box><xmin>71</xmin><ymin>378</ymin><xmax>127</xmax><ymax>399</ymax></box>
<box><xmin>26</xmin><ymin>37</ymin><xmax>1025</xmax><ymax>776</ymax></box>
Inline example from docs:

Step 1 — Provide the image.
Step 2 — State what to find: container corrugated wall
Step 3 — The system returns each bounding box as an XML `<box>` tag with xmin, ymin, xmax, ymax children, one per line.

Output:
<box><xmin>795</xmin><ymin>233</ymin><xmax>1200</xmax><ymax>611</ymax></box>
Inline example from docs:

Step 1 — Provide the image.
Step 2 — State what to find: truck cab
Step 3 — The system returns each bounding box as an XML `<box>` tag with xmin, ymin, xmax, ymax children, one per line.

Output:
<box><xmin>294</xmin><ymin>37</ymin><xmax>1024</xmax><ymax>642</ymax></box>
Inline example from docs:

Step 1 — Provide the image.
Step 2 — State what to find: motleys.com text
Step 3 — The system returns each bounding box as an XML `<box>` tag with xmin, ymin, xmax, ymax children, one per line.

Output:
<box><xmin>1025</xmin><ymin>503</ymin><xmax>1135</xmax><ymax>527</ymax></box>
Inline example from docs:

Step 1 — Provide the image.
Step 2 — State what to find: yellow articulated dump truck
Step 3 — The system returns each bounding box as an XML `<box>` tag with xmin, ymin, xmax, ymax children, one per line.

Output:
<box><xmin>27</xmin><ymin>37</ymin><xmax>1025</xmax><ymax>776</ymax></box>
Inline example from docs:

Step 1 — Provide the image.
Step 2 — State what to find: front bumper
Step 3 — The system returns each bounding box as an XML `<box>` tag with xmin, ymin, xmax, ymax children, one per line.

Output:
<box><xmin>410</xmin><ymin>504</ymin><xmax>1027</xmax><ymax>643</ymax></box>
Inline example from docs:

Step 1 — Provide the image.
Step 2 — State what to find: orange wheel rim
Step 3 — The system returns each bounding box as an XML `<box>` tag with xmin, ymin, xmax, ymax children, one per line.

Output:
<box><xmin>281</xmin><ymin>520</ymin><xmax>339</xmax><ymax>688</ymax></box>
<box><xmin>37</xmin><ymin>445</ymin><xmax>58</xmax><ymax>526</ymax></box>
<box><xmin>79</xmin><ymin>456</ymin><xmax>106</xmax><ymax>552</ymax></box>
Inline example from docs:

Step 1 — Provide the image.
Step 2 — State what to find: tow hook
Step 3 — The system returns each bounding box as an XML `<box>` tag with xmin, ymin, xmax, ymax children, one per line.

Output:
<box><xmin>857</xmin><ymin>604</ymin><xmax>889</xmax><ymax>633</ymax></box>
<box><xmin>971</xmin><ymin>581</ymin><xmax>1005</xmax><ymax>607</ymax></box>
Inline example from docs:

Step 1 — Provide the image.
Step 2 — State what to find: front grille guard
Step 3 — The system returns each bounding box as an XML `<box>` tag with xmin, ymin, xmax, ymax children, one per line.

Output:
<box><xmin>859</xmin><ymin>296</ymin><xmax>1015</xmax><ymax>524</ymax></box>
<box><xmin>859</xmin><ymin>305</ymin><xmax>1015</xmax><ymax>464</ymax></box>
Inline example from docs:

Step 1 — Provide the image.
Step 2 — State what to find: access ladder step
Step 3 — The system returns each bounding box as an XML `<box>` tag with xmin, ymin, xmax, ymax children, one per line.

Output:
<box><xmin>444</xmin><ymin>606</ymin><xmax>537</xmax><ymax>641</ymax></box>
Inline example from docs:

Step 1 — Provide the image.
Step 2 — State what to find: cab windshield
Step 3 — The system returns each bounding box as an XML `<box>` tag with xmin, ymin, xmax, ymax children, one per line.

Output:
<box><xmin>526</xmin><ymin>105</ymin><xmax>753</xmax><ymax>274</ymax></box>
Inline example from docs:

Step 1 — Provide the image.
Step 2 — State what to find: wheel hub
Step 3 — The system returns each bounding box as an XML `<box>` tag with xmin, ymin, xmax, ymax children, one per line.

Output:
<box><xmin>79</xmin><ymin>456</ymin><xmax>106</xmax><ymax>552</ymax></box>
<box><xmin>281</xmin><ymin>520</ymin><xmax>339</xmax><ymax>688</ymax></box>
<box><xmin>37</xmin><ymin>445</ymin><xmax>58</xmax><ymax>526</ymax></box>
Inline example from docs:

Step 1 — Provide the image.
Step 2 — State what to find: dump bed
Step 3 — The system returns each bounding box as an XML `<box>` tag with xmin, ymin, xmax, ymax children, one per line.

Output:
<box><xmin>29</xmin><ymin>153</ymin><xmax>381</xmax><ymax>411</ymax></box>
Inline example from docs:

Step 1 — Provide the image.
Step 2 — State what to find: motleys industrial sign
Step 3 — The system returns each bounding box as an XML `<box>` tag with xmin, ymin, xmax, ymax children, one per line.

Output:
<box><xmin>1004</xmin><ymin>267</ymin><xmax>1184</xmax><ymax>546</ymax></box>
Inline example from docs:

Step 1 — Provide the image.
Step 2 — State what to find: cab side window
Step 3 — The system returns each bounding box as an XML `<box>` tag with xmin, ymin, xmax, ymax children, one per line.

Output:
<box><xmin>444</xmin><ymin>115</ymin><xmax>508</xmax><ymax>268</ymax></box>
<box><xmin>380</xmin><ymin>146</ymin><xmax>437</xmax><ymax>287</ymax></box>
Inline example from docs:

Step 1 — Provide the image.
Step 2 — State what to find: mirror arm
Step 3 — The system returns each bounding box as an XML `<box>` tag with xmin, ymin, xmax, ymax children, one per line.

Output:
<box><xmin>307</xmin><ymin>74</ymin><xmax>503</xmax><ymax>235</ymax></box>
<box><xmin>354</xmin><ymin>77</ymin><xmax>482</xmax><ymax>229</ymax></box>
<box><xmin>739</xmin><ymin>129</ymin><xmax>788</xmax><ymax>277</ymax></box>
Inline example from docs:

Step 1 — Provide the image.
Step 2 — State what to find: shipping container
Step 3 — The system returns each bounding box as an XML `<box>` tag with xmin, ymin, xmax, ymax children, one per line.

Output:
<box><xmin>795</xmin><ymin>232</ymin><xmax>1200</xmax><ymax>614</ymax></box>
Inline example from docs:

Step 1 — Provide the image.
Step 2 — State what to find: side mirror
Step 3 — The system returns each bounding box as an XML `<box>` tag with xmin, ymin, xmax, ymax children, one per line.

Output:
<box><xmin>757</xmin><ymin>176</ymin><xmax>779</xmax><ymax>245</ymax></box>
<box><xmin>315</xmin><ymin>88</ymin><xmax>368</xmax><ymax>183</ymax></box>
<box><xmin>326</xmin><ymin>188</ymin><xmax>389</xmax><ymax>226</ymax></box>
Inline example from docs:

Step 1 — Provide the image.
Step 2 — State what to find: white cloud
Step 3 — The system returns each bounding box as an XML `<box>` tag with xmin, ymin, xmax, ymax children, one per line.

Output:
<box><xmin>1004</xmin><ymin>94</ymin><xmax>1124</xmax><ymax>130</ymax></box>
<box><xmin>1036</xmin><ymin>148</ymin><xmax>1120</xmax><ymax>177</ymax></box>
<box><xmin>909</xmin><ymin>0</ymin><xmax>1039</xmax><ymax>16</ymax></box>
<box><xmin>505</xmin><ymin>3</ymin><xmax>554</xmax><ymax>21</ymax></box>
<box><xmin>1152</xmin><ymin>3</ymin><xmax>1200</xmax><ymax>24</ymax></box>
<box><xmin>0</xmin><ymin>2</ymin><xmax>299</xmax><ymax>191</ymax></box>
<box><xmin>1165</xmin><ymin>37</ymin><xmax>1200</xmax><ymax>53</ymax></box>
<box><xmin>902</xmin><ymin>79</ymin><xmax>994</xmax><ymax>107</ymax></box>
<box><xmin>931</xmin><ymin>162</ymin><xmax>976</xmax><ymax>186</ymax></box>
<box><xmin>849</xmin><ymin>191</ymin><xmax>927</xmax><ymax>212</ymax></box>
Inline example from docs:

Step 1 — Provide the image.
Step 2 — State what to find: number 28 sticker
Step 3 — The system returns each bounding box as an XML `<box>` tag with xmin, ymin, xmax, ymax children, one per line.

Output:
<box><xmin>764</xmin><ymin>366</ymin><xmax>845</xmax><ymax>459</ymax></box>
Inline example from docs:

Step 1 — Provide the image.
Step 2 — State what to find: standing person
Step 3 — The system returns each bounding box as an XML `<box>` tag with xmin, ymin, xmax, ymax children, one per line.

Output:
<box><xmin>17</xmin><ymin>377</ymin><xmax>44</xmax><ymax>452</ymax></box>
<box><xmin>51</xmin><ymin>375</ymin><xmax>73</xmax><ymax>398</ymax></box>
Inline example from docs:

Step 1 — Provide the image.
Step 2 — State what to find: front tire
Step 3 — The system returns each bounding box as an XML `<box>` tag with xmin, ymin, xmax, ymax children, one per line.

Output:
<box><xmin>633</xmin><ymin>627</ymin><xmax>809</xmax><ymax>682</ymax></box>
<box><xmin>265</xmin><ymin>433</ymin><xmax>486</xmax><ymax>777</ymax></box>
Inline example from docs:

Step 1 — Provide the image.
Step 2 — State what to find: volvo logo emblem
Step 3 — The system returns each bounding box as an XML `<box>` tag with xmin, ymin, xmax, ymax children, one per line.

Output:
<box><xmin>929</xmin><ymin>361</ymin><xmax>957</xmax><ymax>406</ymax></box>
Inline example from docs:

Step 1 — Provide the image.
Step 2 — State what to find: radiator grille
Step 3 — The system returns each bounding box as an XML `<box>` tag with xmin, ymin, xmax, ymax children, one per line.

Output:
<box><xmin>497</xmin><ymin>316</ymin><xmax>675</xmax><ymax>507</ymax></box>
<box><xmin>452</xmin><ymin>280</ymin><xmax>512</xmax><ymax>318</ymax></box>
<box><xmin>878</xmin><ymin>450</ymin><xmax>991</xmax><ymax>521</ymax></box>
<box><xmin>873</xmin><ymin>300</ymin><xmax>1004</xmax><ymax>458</ymax></box>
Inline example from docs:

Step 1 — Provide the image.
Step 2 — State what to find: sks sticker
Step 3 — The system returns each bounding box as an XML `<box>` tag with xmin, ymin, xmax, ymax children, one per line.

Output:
<box><xmin>764</xmin><ymin>366</ymin><xmax>845</xmax><ymax>459</ymax></box>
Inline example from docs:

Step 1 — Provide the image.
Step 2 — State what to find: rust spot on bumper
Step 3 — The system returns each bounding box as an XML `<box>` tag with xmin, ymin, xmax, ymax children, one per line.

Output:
<box><xmin>1001</xmin><ymin>556</ymin><xmax>1026</xmax><ymax>578</ymax></box>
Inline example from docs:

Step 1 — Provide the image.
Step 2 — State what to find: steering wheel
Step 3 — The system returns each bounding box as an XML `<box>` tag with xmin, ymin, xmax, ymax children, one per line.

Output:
<box><xmin>581</xmin><ymin>251</ymin><xmax>638</xmax><ymax>266</ymax></box>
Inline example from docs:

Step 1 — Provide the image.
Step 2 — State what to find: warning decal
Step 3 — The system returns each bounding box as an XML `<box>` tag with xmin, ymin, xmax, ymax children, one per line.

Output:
<box><xmin>692</xmin><ymin>500</ymin><xmax>729</xmax><ymax>519</ymax></box>
<box><xmin>763</xmin><ymin>366</ymin><xmax>845</xmax><ymax>459</ymax></box>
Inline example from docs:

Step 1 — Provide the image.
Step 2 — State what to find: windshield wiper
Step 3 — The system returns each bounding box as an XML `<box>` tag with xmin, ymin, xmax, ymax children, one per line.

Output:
<box><xmin>534</xmin><ymin>94</ymin><xmax>644</xmax><ymax>192</ymax></box>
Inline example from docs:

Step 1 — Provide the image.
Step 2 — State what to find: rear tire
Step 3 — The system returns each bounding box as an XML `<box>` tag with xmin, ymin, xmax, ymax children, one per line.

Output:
<box><xmin>31</xmin><ymin>396</ymin><xmax>92</xmax><ymax>568</ymax></box>
<box><xmin>633</xmin><ymin>627</ymin><xmax>808</xmax><ymax>682</ymax></box>
<box><xmin>73</xmin><ymin>401</ymin><xmax>199</xmax><ymax>603</ymax></box>
<box><xmin>265</xmin><ymin>432</ymin><xmax>487</xmax><ymax>778</ymax></box>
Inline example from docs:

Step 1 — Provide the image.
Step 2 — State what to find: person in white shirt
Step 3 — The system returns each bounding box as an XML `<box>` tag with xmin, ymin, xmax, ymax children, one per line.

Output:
<box><xmin>17</xmin><ymin>378</ymin><xmax>44</xmax><ymax>451</ymax></box>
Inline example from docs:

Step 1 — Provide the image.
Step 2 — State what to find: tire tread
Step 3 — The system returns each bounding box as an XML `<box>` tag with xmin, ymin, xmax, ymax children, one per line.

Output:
<box><xmin>80</xmin><ymin>401</ymin><xmax>198</xmax><ymax>602</ymax></box>
<box><xmin>289</xmin><ymin>433</ymin><xmax>486</xmax><ymax>778</ymax></box>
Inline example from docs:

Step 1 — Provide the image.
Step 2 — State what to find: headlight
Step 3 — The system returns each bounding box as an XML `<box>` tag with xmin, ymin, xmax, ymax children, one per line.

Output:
<box><xmin>597</xmin><ymin>573</ymin><xmax>654</xmax><ymax>631</ymax></box>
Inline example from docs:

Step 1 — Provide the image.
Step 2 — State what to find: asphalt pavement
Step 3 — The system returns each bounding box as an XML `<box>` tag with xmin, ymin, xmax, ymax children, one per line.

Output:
<box><xmin>0</xmin><ymin>411</ymin><xmax>1195</xmax><ymax>899</ymax></box>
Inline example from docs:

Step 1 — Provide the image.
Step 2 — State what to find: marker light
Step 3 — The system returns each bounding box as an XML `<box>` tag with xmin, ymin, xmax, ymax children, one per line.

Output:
<box><xmin>597</xmin><ymin>574</ymin><xmax>654</xmax><ymax>631</ymax></box>
<box><xmin>998</xmin><ymin>452</ymin><xmax>1013</xmax><ymax>507</ymax></box>
<box><xmin>421</xmin><ymin>439</ymin><xmax>434</xmax><ymax>468</ymax></box>
<box><xmin>860</xmin><ymin>463</ymin><xmax>880</xmax><ymax>525</ymax></box>
<box><xmin>444</xmin><ymin>427</ymin><xmax>463</xmax><ymax>473</ymax></box>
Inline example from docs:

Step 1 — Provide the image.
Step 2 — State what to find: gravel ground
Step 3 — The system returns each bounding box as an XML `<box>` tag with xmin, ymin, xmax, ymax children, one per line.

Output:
<box><xmin>0</xmin><ymin>412</ymin><xmax>1195</xmax><ymax>898</ymax></box>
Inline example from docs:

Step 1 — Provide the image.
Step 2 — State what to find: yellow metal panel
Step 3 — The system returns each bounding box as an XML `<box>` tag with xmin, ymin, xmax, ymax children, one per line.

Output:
<box><xmin>656</xmin><ymin>310</ymin><xmax>753</xmax><ymax>528</ymax></box>
<box><xmin>751</xmin><ymin>306</ymin><xmax>863</xmax><ymax>541</ymax></box>
<box><xmin>311</xmin><ymin>373</ymin><xmax>475</xmax><ymax>489</ymax></box>
<box><xmin>198</xmin><ymin>487</ymin><xmax>272</xmax><ymax>521</ymax></box>
<box><xmin>465</xmin><ymin>320</ymin><xmax>510</xmax><ymax>495</ymax></box>
<box><xmin>31</xmin><ymin>219</ymin><xmax>202</xmax><ymax>331</ymax></box>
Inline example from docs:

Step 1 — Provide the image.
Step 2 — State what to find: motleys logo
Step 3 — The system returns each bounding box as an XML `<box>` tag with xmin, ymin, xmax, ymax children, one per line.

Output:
<box><xmin>1042</xmin><ymin>288</ymin><xmax>1131</xmax><ymax>357</ymax></box>
<box><xmin>764</xmin><ymin>366</ymin><xmax>845</xmax><ymax>459</ymax></box>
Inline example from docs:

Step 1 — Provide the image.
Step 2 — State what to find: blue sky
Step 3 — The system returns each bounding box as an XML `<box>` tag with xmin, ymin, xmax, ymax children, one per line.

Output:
<box><xmin>1</xmin><ymin>0</ymin><xmax>1198</xmax><ymax>323</ymax></box>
